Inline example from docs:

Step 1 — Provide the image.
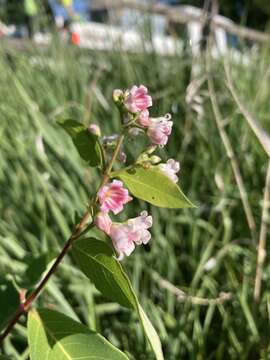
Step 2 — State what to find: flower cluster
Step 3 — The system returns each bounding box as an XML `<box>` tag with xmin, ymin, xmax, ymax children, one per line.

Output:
<box><xmin>94</xmin><ymin>182</ymin><xmax>152</xmax><ymax>260</ymax></box>
<box><xmin>94</xmin><ymin>85</ymin><xmax>180</xmax><ymax>260</ymax></box>
<box><xmin>113</xmin><ymin>85</ymin><xmax>173</xmax><ymax>146</ymax></box>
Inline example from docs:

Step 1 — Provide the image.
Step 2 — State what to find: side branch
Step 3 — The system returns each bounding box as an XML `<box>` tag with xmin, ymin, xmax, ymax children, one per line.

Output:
<box><xmin>152</xmin><ymin>272</ymin><xmax>232</xmax><ymax>306</ymax></box>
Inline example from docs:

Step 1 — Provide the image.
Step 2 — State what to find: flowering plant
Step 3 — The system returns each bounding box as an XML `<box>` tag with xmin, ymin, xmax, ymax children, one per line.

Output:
<box><xmin>0</xmin><ymin>85</ymin><xmax>194</xmax><ymax>359</ymax></box>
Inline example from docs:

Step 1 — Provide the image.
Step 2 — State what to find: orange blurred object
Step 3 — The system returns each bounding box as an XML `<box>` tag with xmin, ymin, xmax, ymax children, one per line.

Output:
<box><xmin>71</xmin><ymin>31</ymin><xmax>80</xmax><ymax>45</ymax></box>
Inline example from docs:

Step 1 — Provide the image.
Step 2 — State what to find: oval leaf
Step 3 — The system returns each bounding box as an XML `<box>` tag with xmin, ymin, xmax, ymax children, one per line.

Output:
<box><xmin>73</xmin><ymin>238</ymin><xmax>164</xmax><ymax>360</ymax></box>
<box><xmin>58</xmin><ymin>119</ymin><xmax>103</xmax><ymax>167</ymax></box>
<box><xmin>112</xmin><ymin>166</ymin><xmax>194</xmax><ymax>209</ymax></box>
<box><xmin>73</xmin><ymin>238</ymin><xmax>137</xmax><ymax>309</ymax></box>
<box><xmin>27</xmin><ymin>308</ymin><xmax>129</xmax><ymax>360</ymax></box>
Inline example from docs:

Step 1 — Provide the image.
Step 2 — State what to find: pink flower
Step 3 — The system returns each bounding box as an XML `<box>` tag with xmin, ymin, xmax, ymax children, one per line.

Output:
<box><xmin>98</xmin><ymin>180</ymin><xmax>132</xmax><ymax>215</ymax></box>
<box><xmin>159</xmin><ymin>159</ymin><xmax>180</xmax><ymax>183</ymax></box>
<box><xmin>127</xmin><ymin>210</ymin><xmax>153</xmax><ymax>245</ymax></box>
<box><xmin>94</xmin><ymin>212</ymin><xmax>112</xmax><ymax>235</ymax></box>
<box><xmin>147</xmin><ymin>114</ymin><xmax>173</xmax><ymax>146</ymax></box>
<box><xmin>110</xmin><ymin>211</ymin><xmax>153</xmax><ymax>260</ymax></box>
<box><xmin>110</xmin><ymin>224</ymin><xmax>135</xmax><ymax>260</ymax></box>
<box><xmin>138</xmin><ymin>109</ymin><xmax>150</xmax><ymax>127</ymax></box>
<box><xmin>124</xmin><ymin>85</ymin><xmax>152</xmax><ymax>113</ymax></box>
<box><xmin>88</xmin><ymin>124</ymin><xmax>101</xmax><ymax>137</ymax></box>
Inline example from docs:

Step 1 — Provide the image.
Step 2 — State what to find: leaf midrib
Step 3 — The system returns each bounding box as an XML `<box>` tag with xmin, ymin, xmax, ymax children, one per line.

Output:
<box><xmin>30</xmin><ymin>311</ymin><xmax>129</xmax><ymax>360</ymax></box>
<box><xmin>74</xmin><ymin>246</ymin><xmax>136</xmax><ymax>309</ymax></box>
<box><xmin>32</xmin><ymin>311</ymin><xmax>73</xmax><ymax>360</ymax></box>
<box><xmin>119</xmin><ymin>172</ymin><xmax>189</xmax><ymax>206</ymax></box>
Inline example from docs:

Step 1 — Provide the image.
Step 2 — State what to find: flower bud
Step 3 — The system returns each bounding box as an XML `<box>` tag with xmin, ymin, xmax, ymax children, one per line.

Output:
<box><xmin>150</xmin><ymin>155</ymin><xmax>161</xmax><ymax>164</ymax></box>
<box><xmin>136</xmin><ymin>153</ymin><xmax>149</xmax><ymax>164</ymax></box>
<box><xmin>94</xmin><ymin>212</ymin><xmax>112</xmax><ymax>235</ymax></box>
<box><xmin>113</xmin><ymin>89</ymin><xmax>124</xmax><ymax>103</ymax></box>
<box><xmin>138</xmin><ymin>109</ymin><xmax>150</xmax><ymax>127</ymax></box>
<box><xmin>146</xmin><ymin>145</ymin><xmax>157</xmax><ymax>154</ymax></box>
<box><xmin>142</xmin><ymin>161</ymin><xmax>151</xmax><ymax>169</ymax></box>
<box><xmin>88</xmin><ymin>124</ymin><xmax>101</xmax><ymax>137</ymax></box>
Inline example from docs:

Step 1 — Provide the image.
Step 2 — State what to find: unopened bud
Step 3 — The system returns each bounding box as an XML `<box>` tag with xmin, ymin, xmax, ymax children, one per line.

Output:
<box><xmin>88</xmin><ymin>124</ymin><xmax>101</xmax><ymax>137</ymax></box>
<box><xmin>142</xmin><ymin>161</ymin><xmax>151</xmax><ymax>169</ymax></box>
<box><xmin>150</xmin><ymin>155</ymin><xmax>161</xmax><ymax>164</ymax></box>
<box><xmin>146</xmin><ymin>145</ymin><xmax>157</xmax><ymax>154</ymax></box>
<box><xmin>136</xmin><ymin>153</ymin><xmax>149</xmax><ymax>164</ymax></box>
<box><xmin>113</xmin><ymin>89</ymin><xmax>124</xmax><ymax>103</ymax></box>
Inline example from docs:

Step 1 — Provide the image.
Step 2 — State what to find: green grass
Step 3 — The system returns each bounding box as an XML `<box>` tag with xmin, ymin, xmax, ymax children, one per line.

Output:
<box><xmin>0</xmin><ymin>39</ymin><xmax>270</xmax><ymax>359</ymax></box>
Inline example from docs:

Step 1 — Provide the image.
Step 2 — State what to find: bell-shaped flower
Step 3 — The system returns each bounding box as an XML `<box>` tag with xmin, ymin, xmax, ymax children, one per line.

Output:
<box><xmin>159</xmin><ymin>159</ymin><xmax>180</xmax><ymax>183</ymax></box>
<box><xmin>98</xmin><ymin>180</ymin><xmax>132</xmax><ymax>215</ymax></box>
<box><xmin>110</xmin><ymin>211</ymin><xmax>153</xmax><ymax>260</ymax></box>
<box><xmin>147</xmin><ymin>114</ymin><xmax>173</xmax><ymax>146</ymax></box>
<box><xmin>124</xmin><ymin>85</ymin><xmax>152</xmax><ymax>113</ymax></box>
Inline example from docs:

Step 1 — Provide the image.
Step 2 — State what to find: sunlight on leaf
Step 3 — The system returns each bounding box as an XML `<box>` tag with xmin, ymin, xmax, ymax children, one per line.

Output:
<box><xmin>27</xmin><ymin>308</ymin><xmax>129</xmax><ymax>360</ymax></box>
<box><xmin>58</xmin><ymin>119</ymin><xmax>104</xmax><ymax>168</ymax></box>
<box><xmin>112</xmin><ymin>166</ymin><xmax>195</xmax><ymax>209</ymax></box>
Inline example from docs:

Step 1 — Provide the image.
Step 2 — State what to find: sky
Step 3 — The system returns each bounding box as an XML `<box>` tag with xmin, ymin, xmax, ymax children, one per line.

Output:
<box><xmin>49</xmin><ymin>0</ymin><xmax>90</xmax><ymax>20</ymax></box>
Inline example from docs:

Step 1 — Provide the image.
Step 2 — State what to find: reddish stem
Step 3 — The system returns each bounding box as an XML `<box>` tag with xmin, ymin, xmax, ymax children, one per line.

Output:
<box><xmin>0</xmin><ymin>135</ymin><xmax>125</xmax><ymax>345</ymax></box>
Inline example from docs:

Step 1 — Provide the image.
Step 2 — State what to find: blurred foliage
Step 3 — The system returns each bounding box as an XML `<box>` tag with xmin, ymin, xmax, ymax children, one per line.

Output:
<box><xmin>0</xmin><ymin>0</ymin><xmax>270</xmax><ymax>31</ymax></box>
<box><xmin>0</xmin><ymin>37</ymin><xmax>270</xmax><ymax>359</ymax></box>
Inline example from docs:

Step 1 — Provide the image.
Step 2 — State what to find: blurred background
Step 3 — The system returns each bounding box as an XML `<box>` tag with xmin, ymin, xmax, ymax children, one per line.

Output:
<box><xmin>1</xmin><ymin>0</ymin><xmax>270</xmax><ymax>359</ymax></box>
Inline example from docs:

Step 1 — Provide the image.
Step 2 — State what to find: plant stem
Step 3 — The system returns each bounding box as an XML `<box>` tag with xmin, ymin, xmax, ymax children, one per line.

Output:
<box><xmin>0</xmin><ymin>134</ymin><xmax>125</xmax><ymax>345</ymax></box>
<box><xmin>206</xmin><ymin>40</ymin><xmax>257</xmax><ymax>244</ymax></box>
<box><xmin>254</xmin><ymin>160</ymin><xmax>270</xmax><ymax>303</ymax></box>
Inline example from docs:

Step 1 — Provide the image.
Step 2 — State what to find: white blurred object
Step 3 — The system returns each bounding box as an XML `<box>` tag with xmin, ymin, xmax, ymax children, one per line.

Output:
<box><xmin>187</xmin><ymin>21</ymin><xmax>202</xmax><ymax>56</ymax></box>
<box><xmin>204</xmin><ymin>257</ymin><xmax>217</xmax><ymax>272</ymax></box>
<box><xmin>0</xmin><ymin>22</ymin><xmax>16</xmax><ymax>37</ymax></box>
<box><xmin>34</xmin><ymin>32</ymin><xmax>51</xmax><ymax>45</ymax></box>
<box><xmin>55</xmin><ymin>16</ymin><xmax>65</xmax><ymax>29</ymax></box>
<box><xmin>71</xmin><ymin>21</ymin><xmax>181</xmax><ymax>55</ymax></box>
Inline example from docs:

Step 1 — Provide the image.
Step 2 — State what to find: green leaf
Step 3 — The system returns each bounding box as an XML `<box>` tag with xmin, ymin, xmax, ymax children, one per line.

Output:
<box><xmin>112</xmin><ymin>166</ymin><xmax>194</xmax><ymax>209</ymax></box>
<box><xmin>0</xmin><ymin>278</ymin><xmax>20</xmax><ymax>332</ymax></box>
<box><xmin>138</xmin><ymin>305</ymin><xmax>164</xmax><ymax>360</ymax></box>
<box><xmin>73</xmin><ymin>238</ymin><xmax>164</xmax><ymax>360</ymax></box>
<box><xmin>0</xmin><ymin>356</ymin><xmax>12</xmax><ymax>359</ymax></box>
<box><xmin>73</xmin><ymin>238</ymin><xmax>137</xmax><ymax>309</ymax></box>
<box><xmin>27</xmin><ymin>308</ymin><xmax>129</xmax><ymax>360</ymax></box>
<box><xmin>58</xmin><ymin>119</ymin><xmax>103</xmax><ymax>167</ymax></box>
